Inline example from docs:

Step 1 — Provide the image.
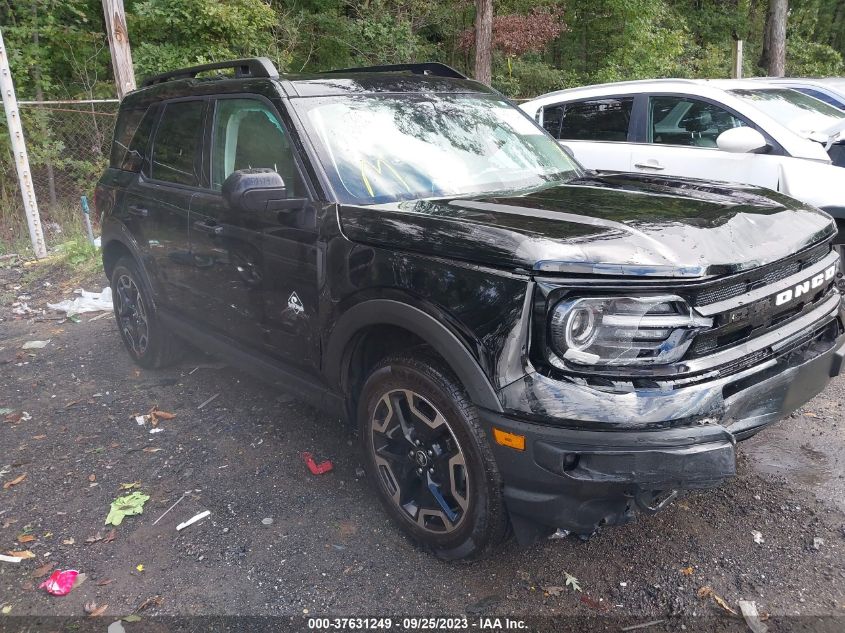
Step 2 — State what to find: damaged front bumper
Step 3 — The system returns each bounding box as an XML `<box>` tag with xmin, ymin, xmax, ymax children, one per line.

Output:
<box><xmin>481</xmin><ymin>315</ymin><xmax>845</xmax><ymax>543</ymax></box>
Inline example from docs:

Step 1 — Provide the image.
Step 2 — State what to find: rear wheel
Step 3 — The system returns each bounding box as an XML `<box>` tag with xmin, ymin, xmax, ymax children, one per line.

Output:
<box><xmin>110</xmin><ymin>256</ymin><xmax>183</xmax><ymax>369</ymax></box>
<box><xmin>358</xmin><ymin>354</ymin><xmax>509</xmax><ymax>559</ymax></box>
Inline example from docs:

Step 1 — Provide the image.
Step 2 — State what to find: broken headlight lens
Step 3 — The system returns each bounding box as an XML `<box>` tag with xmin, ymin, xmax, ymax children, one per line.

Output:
<box><xmin>549</xmin><ymin>295</ymin><xmax>712</xmax><ymax>367</ymax></box>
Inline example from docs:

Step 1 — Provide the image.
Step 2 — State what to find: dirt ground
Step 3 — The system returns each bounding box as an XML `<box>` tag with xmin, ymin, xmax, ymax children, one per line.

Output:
<box><xmin>1</xmin><ymin>256</ymin><xmax>844</xmax><ymax>630</ymax></box>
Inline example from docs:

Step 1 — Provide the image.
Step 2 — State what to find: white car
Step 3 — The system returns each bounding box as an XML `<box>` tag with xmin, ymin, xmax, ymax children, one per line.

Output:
<box><xmin>520</xmin><ymin>79</ymin><xmax>845</xmax><ymax>222</ymax></box>
<box><xmin>752</xmin><ymin>77</ymin><xmax>845</xmax><ymax>111</ymax></box>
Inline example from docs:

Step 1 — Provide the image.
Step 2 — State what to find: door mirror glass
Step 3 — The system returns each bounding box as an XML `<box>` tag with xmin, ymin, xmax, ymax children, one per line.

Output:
<box><xmin>222</xmin><ymin>168</ymin><xmax>287</xmax><ymax>213</ymax></box>
<box><xmin>716</xmin><ymin>127</ymin><xmax>768</xmax><ymax>153</ymax></box>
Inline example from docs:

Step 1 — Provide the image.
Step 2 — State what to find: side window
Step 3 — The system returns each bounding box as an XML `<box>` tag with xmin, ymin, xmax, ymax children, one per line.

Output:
<box><xmin>150</xmin><ymin>100</ymin><xmax>206</xmax><ymax>186</ymax></box>
<box><xmin>541</xmin><ymin>104</ymin><xmax>564</xmax><ymax>138</ymax></box>
<box><xmin>559</xmin><ymin>98</ymin><xmax>633</xmax><ymax>142</ymax></box>
<box><xmin>649</xmin><ymin>96</ymin><xmax>747</xmax><ymax>148</ymax></box>
<box><xmin>210</xmin><ymin>98</ymin><xmax>303</xmax><ymax>196</ymax></box>
<box><xmin>109</xmin><ymin>108</ymin><xmax>144</xmax><ymax>169</ymax></box>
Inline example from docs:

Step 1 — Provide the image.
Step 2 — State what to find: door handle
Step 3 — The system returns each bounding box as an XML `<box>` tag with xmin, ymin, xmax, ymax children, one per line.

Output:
<box><xmin>193</xmin><ymin>220</ymin><xmax>224</xmax><ymax>236</ymax></box>
<box><xmin>128</xmin><ymin>205</ymin><xmax>149</xmax><ymax>217</ymax></box>
<box><xmin>634</xmin><ymin>161</ymin><xmax>665</xmax><ymax>171</ymax></box>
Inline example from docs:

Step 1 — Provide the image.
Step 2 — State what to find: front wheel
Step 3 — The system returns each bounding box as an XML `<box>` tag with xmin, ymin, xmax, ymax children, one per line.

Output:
<box><xmin>110</xmin><ymin>256</ymin><xmax>183</xmax><ymax>369</ymax></box>
<box><xmin>358</xmin><ymin>354</ymin><xmax>509</xmax><ymax>559</ymax></box>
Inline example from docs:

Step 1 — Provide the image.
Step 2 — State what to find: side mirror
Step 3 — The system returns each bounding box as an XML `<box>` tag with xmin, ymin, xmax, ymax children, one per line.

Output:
<box><xmin>716</xmin><ymin>127</ymin><xmax>769</xmax><ymax>154</ymax></box>
<box><xmin>222</xmin><ymin>168</ymin><xmax>287</xmax><ymax>213</ymax></box>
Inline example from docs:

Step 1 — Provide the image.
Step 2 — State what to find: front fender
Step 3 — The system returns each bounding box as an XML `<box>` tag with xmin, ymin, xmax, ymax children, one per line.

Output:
<box><xmin>324</xmin><ymin>298</ymin><xmax>503</xmax><ymax>412</ymax></box>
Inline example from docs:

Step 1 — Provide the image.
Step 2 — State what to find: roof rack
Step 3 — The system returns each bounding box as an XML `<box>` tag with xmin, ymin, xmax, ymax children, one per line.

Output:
<box><xmin>141</xmin><ymin>57</ymin><xmax>279</xmax><ymax>88</ymax></box>
<box><xmin>324</xmin><ymin>62</ymin><xmax>467</xmax><ymax>80</ymax></box>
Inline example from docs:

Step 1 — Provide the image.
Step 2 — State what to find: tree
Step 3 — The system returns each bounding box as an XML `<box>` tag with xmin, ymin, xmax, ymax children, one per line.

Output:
<box><xmin>761</xmin><ymin>0</ymin><xmax>789</xmax><ymax>75</ymax></box>
<box><xmin>474</xmin><ymin>0</ymin><xmax>492</xmax><ymax>84</ymax></box>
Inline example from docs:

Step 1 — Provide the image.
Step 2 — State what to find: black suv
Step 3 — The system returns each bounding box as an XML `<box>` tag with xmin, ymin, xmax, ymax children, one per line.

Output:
<box><xmin>97</xmin><ymin>58</ymin><xmax>845</xmax><ymax>559</ymax></box>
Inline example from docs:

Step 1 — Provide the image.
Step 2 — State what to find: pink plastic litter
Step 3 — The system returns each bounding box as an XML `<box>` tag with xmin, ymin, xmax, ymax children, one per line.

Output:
<box><xmin>39</xmin><ymin>569</ymin><xmax>79</xmax><ymax>596</ymax></box>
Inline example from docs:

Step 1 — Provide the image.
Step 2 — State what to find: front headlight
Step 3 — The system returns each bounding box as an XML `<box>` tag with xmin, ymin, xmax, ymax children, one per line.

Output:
<box><xmin>549</xmin><ymin>295</ymin><xmax>712</xmax><ymax>367</ymax></box>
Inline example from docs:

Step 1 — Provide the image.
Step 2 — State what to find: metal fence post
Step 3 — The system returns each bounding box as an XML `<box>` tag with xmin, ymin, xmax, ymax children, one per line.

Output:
<box><xmin>0</xmin><ymin>27</ymin><xmax>47</xmax><ymax>258</ymax></box>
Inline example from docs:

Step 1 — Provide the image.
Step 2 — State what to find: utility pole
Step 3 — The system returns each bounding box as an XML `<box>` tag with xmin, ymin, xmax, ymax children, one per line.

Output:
<box><xmin>732</xmin><ymin>39</ymin><xmax>744</xmax><ymax>78</ymax></box>
<box><xmin>101</xmin><ymin>0</ymin><xmax>136</xmax><ymax>99</ymax></box>
<box><xmin>0</xmin><ymin>27</ymin><xmax>47</xmax><ymax>259</ymax></box>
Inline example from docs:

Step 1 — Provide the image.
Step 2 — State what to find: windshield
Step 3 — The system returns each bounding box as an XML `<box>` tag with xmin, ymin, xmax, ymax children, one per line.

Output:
<box><xmin>295</xmin><ymin>93</ymin><xmax>581</xmax><ymax>205</ymax></box>
<box><xmin>729</xmin><ymin>88</ymin><xmax>845</xmax><ymax>137</ymax></box>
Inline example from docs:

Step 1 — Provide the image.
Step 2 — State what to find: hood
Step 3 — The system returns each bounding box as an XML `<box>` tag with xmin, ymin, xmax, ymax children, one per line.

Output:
<box><xmin>807</xmin><ymin>117</ymin><xmax>845</xmax><ymax>148</ymax></box>
<box><xmin>338</xmin><ymin>173</ymin><xmax>836</xmax><ymax>278</ymax></box>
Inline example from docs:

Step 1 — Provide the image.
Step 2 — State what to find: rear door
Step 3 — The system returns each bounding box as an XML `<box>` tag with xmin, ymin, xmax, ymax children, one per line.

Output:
<box><xmin>122</xmin><ymin>99</ymin><xmax>207</xmax><ymax>310</ymax></box>
<box><xmin>541</xmin><ymin>97</ymin><xmax>635</xmax><ymax>171</ymax></box>
<box><xmin>630</xmin><ymin>94</ymin><xmax>780</xmax><ymax>188</ymax></box>
<box><xmin>188</xmin><ymin>95</ymin><xmax>320</xmax><ymax>371</ymax></box>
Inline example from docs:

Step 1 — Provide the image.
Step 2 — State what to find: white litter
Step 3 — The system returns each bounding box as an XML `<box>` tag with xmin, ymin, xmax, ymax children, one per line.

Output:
<box><xmin>751</xmin><ymin>530</ymin><xmax>764</xmax><ymax>544</ymax></box>
<box><xmin>177</xmin><ymin>510</ymin><xmax>211</xmax><ymax>531</ymax></box>
<box><xmin>48</xmin><ymin>287</ymin><xmax>113</xmax><ymax>315</ymax></box>
<box><xmin>21</xmin><ymin>340</ymin><xmax>50</xmax><ymax>350</ymax></box>
<box><xmin>0</xmin><ymin>554</ymin><xmax>23</xmax><ymax>563</ymax></box>
<box><xmin>149</xmin><ymin>428</ymin><xmax>164</xmax><ymax>434</ymax></box>
<box><xmin>738</xmin><ymin>600</ymin><xmax>768</xmax><ymax>633</ymax></box>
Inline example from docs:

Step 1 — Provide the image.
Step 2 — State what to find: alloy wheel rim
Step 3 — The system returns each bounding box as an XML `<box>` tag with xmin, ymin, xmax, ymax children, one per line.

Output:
<box><xmin>115</xmin><ymin>274</ymin><xmax>149</xmax><ymax>356</ymax></box>
<box><xmin>370</xmin><ymin>389</ymin><xmax>469</xmax><ymax>534</ymax></box>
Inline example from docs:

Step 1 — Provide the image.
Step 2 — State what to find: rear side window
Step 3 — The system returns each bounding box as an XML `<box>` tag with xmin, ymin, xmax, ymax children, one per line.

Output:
<box><xmin>110</xmin><ymin>106</ymin><xmax>155</xmax><ymax>170</ymax></box>
<box><xmin>541</xmin><ymin>104</ymin><xmax>565</xmax><ymax>138</ymax></box>
<box><xmin>150</xmin><ymin>100</ymin><xmax>206</xmax><ymax>186</ymax></box>
<box><xmin>558</xmin><ymin>98</ymin><xmax>633</xmax><ymax>142</ymax></box>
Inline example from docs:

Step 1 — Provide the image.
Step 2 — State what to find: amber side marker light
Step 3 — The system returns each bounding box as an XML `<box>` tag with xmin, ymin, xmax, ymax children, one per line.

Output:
<box><xmin>493</xmin><ymin>428</ymin><xmax>526</xmax><ymax>451</ymax></box>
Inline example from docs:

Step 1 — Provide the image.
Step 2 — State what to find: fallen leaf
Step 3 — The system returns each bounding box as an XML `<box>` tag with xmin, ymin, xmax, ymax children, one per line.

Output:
<box><xmin>804</xmin><ymin>411</ymin><xmax>819</xmax><ymax>419</ymax></box>
<box><xmin>96</xmin><ymin>578</ymin><xmax>114</xmax><ymax>587</ymax></box>
<box><xmin>123</xmin><ymin>614</ymin><xmax>142</xmax><ymax>622</ymax></box>
<box><xmin>136</xmin><ymin>595</ymin><xmax>161</xmax><ymax>611</ymax></box>
<box><xmin>680</xmin><ymin>566</ymin><xmax>694</xmax><ymax>576</ymax></box>
<box><xmin>5</xmin><ymin>550</ymin><xmax>35</xmax><ymax>559</ymax></box>
<box><xmin>84</xmin><ymin>601</ymin><xmax>108</xmax><ymax>617</ymax></box>
<box><xmin>564</xmin><ymin>571</ymin><xmax>582</xmax><ymax>593</ymax></box>
<box><xmin>142</xmin><ymin>447</ymin><xmax>162</xmax><ymax>453</ymax></box>
<box><xmin>88</xmin><ymin>474</ymin><xmax>96</xmax><ymax>482</ymax></box>
<box><xmin>151</xmin><ymin>408</ymin><xmax>176</xmax><ymax>420</ymax></box>
<box><xmin>84</xmin><ymin>532</ymin><xmax>103</xmax><ymax>545</ymax></box>
<box><xmin>103</xmin><ymin>529</ymin><xmax>117</xmax><ymax>543</ymax></box>
<box><xmin>3</xmin><ymin>473</ymin><xmax>26</xmax><ymax>489</ymax></box>
<box><xmin>697</xmin><ymin>586</ymin><xmax>739</xmax><ymax>617</ymax></box>
<box><xmin>136</xmin><ymin>564</ymin><xmax>144</xmax><ymax>572</ymax></box>
<box><xmin>542</xmin><ymin>585</ymin><xmax>566</xmax><ymax>597</ymax></box>
<box><xmin>119</xmin><ymin>481</ymin><xmax>141</xmax><ymax>490</ymax></box>
<box><xmin>32</xmin><ymin>435</ymin><xmax>47</xmax><ymax>440</ymax></box>
<box><xmin>1</xmin><ymin>519</ymin><xmax>18</xmax><ymax>529</ymax></box>
<box><xmin>62</xmin><ymin>538</ymin><xmax>75</xmax><ymax>545</ymax></box>
<box><xmin>1</xmin><ymin>605</ymin><xmax>10</xmax><ymax>615</ymax></box>
<box><xmin>31</xmin><ymin>562</ymin><xmax>55</xmax><ymax>578</ymax></box>
<box><xmin>17</xmin><ymin>534</ymin><xmax>35</xmax><ymax>544</ymax></box>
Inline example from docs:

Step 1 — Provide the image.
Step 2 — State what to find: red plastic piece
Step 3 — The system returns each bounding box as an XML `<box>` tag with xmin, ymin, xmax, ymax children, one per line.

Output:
<box><xmin>39</xmin><ymin>569</ymin><xmax>79</xmax><ymax>596</ymax></box>
<box><xmin>302</xmin><ymin>451</ymin><xmax>333</xmax><ymax>475</ymax></box>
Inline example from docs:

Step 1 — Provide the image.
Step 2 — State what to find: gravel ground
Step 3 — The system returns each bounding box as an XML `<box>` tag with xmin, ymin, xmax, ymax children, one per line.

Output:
<box><xmin>1</xmin><ymin>259</ymin><xmax>844</xmax><ymax>630</ymax></box>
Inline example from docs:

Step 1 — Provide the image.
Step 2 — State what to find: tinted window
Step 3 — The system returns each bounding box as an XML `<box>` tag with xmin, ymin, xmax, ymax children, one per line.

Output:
<box><xmin>559</xmin><ymin>98</ymin><xmax>633</xmax><ymax>142</ymax></box>
<box><xmin>650</xmin><ymin>96</ymin><xmax>746</xmax><ymax>148</ymax></box>
<box><xmin>150</xmin><ymin>100</ymin><xmax>206</xmax><ymax>186</ymax></box>
<box><xmin>109</xmin><ymin>108</ymin><xmax>144</xmax><ymax>169</ymax></box>
<box><xmin>210</xmin><ymin>98</ymin><xmax>303</xmax><ymax>196</ymax></box>
<box><xmin>542</xmin><ymin>104</ymin><xmax>564</xmax><ymax>138</ymax></box>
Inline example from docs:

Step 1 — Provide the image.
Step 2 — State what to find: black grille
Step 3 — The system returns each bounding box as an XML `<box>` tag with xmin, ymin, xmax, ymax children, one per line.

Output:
<box><xmin>694</xmin><ymin>241</ymin><xmax>831</xmax><ymax>306</ymax></box>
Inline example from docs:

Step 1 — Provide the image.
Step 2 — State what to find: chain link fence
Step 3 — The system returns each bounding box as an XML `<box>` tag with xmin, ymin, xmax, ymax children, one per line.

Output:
<box><xmin>1</xmin><ymin>99</ymin><xmax>118</xmax><ymax>247</ymax></box>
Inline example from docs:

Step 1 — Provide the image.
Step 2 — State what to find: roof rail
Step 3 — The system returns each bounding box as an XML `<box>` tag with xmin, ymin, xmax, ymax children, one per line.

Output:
<box><xmin>324</xmin><ymin>62</ymin><xmax>467</xmax><ymax>80</ymax></box>
<box><xmin>141</xmin><ymin>57</ymin><xmax>279</xmax><ymax>88</ymax></box>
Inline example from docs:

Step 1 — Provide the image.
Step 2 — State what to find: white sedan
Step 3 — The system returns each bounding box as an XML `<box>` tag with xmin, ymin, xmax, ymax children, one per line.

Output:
<box><xmin>520</xmin><ymin>79</ymin><xmax>845</xmax><ymax>222</ymax></box>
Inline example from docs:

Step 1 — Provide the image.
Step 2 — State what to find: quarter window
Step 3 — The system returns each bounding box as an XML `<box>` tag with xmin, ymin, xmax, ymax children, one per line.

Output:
<box><xmin>210</xmin><ymin>98</ymin><xmax>303</xmax><ymax>196</ymax></box>
<box><xmin>556</xmin><ymin>98</ymin><xmax>633</xmax><ymax>142</ymax></box>
<box><xmin>150</xmin><ymin>100</ymin><xmax>206</xmax><ymax>186</ymax></box>
<box><xmin>649</xmin><ymin>96</ymin><xmax>747</xmax><ymax>148</ymax></box>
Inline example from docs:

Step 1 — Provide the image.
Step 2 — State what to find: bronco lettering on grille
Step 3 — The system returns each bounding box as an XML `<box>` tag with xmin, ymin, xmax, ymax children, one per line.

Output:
<box><xmin>774</xmin><ymin>265</ymin><xmax>837</xmax><ymax>306</ymax></box>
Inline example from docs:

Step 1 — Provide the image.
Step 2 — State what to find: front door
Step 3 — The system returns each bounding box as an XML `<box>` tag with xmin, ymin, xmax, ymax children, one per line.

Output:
<box><xmin>189</xmin><ymin>96</ymin><xmax>319</xmax><ymax>371</ymax></box>
<box><xmin>630</xmin><ymin>95</ymin><xmax>780</xmax><ymax>189</ymax></box>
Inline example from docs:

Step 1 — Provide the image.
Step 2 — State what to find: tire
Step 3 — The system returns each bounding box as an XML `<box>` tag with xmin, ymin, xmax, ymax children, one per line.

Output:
<box><xmin>357</xmin><ymin>353</ymin><xmax>509</xmax><ymax>560</ymax></box>
<box><xmin>110</xmin><ymin>256</ymin><xmax>183</xmax><ymax>369</ymax></box>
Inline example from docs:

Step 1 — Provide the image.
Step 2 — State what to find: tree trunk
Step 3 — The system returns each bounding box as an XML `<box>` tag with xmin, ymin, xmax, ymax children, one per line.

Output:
<box><xmin>760</xmin><ymin>0</ymin><xmax>788</xmax><ymax>76</ymax></box>
<box><xmin>473</xmin><ymin>0</ymin><xmax>492</xmax><ymax>85</ymax></box>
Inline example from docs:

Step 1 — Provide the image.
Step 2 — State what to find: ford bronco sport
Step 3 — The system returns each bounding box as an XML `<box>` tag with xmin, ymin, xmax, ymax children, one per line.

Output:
<box><xmin>97</xmin><ymin>58</ymin><xmax>845</xmax><ymax>560</ymax></box>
